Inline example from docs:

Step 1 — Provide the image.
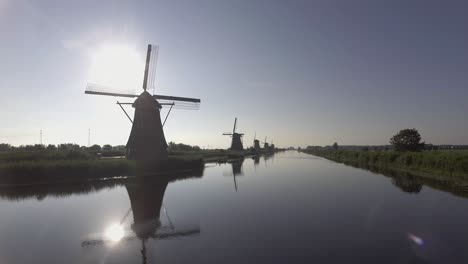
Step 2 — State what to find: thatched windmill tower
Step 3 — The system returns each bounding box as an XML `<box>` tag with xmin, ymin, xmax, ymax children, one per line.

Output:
<box><xmin>222</xmin><ymin>118</ymin><xmax>244</xmax><ymax>151</ymax></box>
<box><xmin>85</xmin><ymin>44</ymin><xmax>200</xmax><ymax>165</ymax></box>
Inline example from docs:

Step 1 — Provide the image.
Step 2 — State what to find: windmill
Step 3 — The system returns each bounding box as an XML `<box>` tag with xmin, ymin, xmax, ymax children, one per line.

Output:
<box><xmin>253</xmin><ymin>132</ymin><xmax>260</xmax><ymax>151</ymax></box>
<box><xmin>270</xmin><ymin>139</ymin><xmax>275</xmax><ymax>151</ymax></box>
<box><xmin>262</xmin><ymin>136</ymin><xmax>269</xmax><ymax>150</ymax></box>
<box><xmin>85</xmin><ymin>44</ymin><xmax>201</xmax><ymax>164</ymax></box>
<box><xmin>222</xmin><ymin>118</ymin><xmax>244</xmax><ymax>151</ymax></box>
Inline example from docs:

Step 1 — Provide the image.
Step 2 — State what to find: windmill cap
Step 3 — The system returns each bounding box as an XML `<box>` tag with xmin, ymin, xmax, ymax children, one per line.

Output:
<box><xmin>133</xmin><ymin>91</ymin><xmax>162</xmax><ymax>109</ymax></box>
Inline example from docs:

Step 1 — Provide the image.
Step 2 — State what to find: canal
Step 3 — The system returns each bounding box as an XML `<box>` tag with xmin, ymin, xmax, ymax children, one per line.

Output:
<box><xmin>1</xmin><ymin>151</ymin><xmax>467</xmax><ymax>263</ymax></box>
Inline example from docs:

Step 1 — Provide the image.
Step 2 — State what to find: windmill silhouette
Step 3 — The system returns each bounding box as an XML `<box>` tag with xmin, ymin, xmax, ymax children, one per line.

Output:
<box><xmin>85</xmin><ymin>44</ymin><xmax>201</xmax><ymax>164</ymax></box>
<box><xmin>262</xmin><ymin>136</ymin><xmax>269</xmax><ymax>150</ymax></box>
<box><xmin>253</xmin><ymin>132</ymin><xmax>261</xmax><ymax>151</ymax></box>
<box><xmin>222</xmin><ymin>118</ymin><xmax>244</xmax><ymax>151</ymax></box>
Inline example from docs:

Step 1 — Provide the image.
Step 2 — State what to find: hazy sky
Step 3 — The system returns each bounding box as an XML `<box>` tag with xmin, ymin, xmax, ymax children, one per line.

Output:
<box><xmin>1</xmin><ymin>0</ymin><xmax>468</xmax><ymax>148</ymax></box>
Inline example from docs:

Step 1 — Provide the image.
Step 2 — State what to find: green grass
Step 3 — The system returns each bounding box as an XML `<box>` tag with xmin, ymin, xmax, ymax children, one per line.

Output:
<box><xmin>0</xmin><ymin>159</ymin><xmax>136</xmax><ymax>184</ymax></box>
<box><xmin>0</xmin><ymin>148</ymin><xmax>272</xmax><ymax>185</ymax></box>
<box><xmin>301</xmin><ymin>149</ymin><xmax>468</xmax><ymax>179</ymax></box>
<box><xmin>0</xmin><ymin>150</ymin><xmax>95</xmax><ymax>162</ymax></box>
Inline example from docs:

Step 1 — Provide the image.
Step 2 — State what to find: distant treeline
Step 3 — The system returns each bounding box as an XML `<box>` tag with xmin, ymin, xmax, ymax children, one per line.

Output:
<box><xmin>0</xmin><ymin>143</ymin><xmax>125</xmax><ymax>153</ymax></box>
<box><xmin>0</xmin><ymin>141</ymin><xmax>202</xmax><ymax>155</ymax></box>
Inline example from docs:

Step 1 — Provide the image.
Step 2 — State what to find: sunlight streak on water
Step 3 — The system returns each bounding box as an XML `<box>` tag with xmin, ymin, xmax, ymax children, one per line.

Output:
<box><xmin>104</xmin><ymin>223</ymin><xmax>125</xmax><ymax>243</ymax></box>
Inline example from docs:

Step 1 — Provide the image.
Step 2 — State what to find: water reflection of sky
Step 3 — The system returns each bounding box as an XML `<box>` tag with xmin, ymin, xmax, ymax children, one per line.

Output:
<box><xmin>1</xmin><ymin>151</ymin><xmax>468</xmax><ymax>263</ymax></box>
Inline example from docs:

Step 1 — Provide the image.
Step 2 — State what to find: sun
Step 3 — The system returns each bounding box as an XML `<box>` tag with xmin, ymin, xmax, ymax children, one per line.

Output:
<box><xmin>88</xmin><ymin>43</ymin><xmax>144</xmax><ymax>93</ymax></box>
<box><xmin>104</xmin><ymin>223</ymin><xmax>125</xmax><ymax>242</ymax></box>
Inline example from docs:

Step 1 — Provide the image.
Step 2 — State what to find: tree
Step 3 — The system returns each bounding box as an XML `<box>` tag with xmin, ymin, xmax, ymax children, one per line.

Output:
<box><xmin>332</xmin><ymin>142</ymin><xmax>338</xmax><ymax>151</ymax></box>
<box><xmin>88</xmin><ymin>144</ymin><xmax>101</xmax><ymax>152</ymax></box>
<box><xmin>46</xmin><ymin>144</ymin><xmax>57</xmax><ymax>151</ymax></box>
<box><xmin>390</xmin><ymin>128</ymin><xmax>425</xmax><ymax>152</ymax></box>
<box><xmin>0</xmin><ymin>143</ymin><xmax>11</xmax><ymax>151</ymax></box>
<box><xmin>102</xmin><ymin>144</ymin><xmax>112</xmax><ymax>152</ymax></box>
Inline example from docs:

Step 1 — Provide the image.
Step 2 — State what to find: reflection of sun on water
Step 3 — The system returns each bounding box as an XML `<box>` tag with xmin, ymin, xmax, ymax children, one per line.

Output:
<box><xmin>104</xmin><ymin>223</ymin><xmax>125</xmax><ymax>242</ymax></box>
<box><xmin>88</xmin><ymin>43</ymin><xmax>144</xmax><ymax>93</ymax></box>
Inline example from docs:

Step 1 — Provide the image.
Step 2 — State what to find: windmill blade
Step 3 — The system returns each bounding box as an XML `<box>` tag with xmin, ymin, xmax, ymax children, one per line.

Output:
<box><xmin>154</xmin><ymin>95</ymin><xmax>200</xmax><ymax>110</ymax></box>
<box><xmin>233</xmin><ymin>118</ymin><xmax>237</xmax><ymax>133</ymax></box>
<box><xmin>85</xmin><ymin>83</ymin><xmax>138</xmax><ymax>98</ymax></box>
<box><xmin>150</xmin><ymin>228</ymin><xmax>200</xmax><ymax>240</ymax></box>
<box><xmin>81</xmin><ymin>227</ymin><xmax>200</xmax><ymax>247</ymax></box>
<box><xmin>147</xmin><ymin>44</ymin><xmax>159</xmax><ymax>94</ymax></box>
<box><xmin>223</xmin><ymin>133</ymin><xmax>233</xmax><ymax>136</ymax></box>
<box><xmin>142</xmin><ymin>44</ymin><xmax>152</xmax><ymax>91</ymax></box>
<box><xmin>154</xmin><ymin>94</ymin><xmax>200</xmax><ymax>103</ymax></box>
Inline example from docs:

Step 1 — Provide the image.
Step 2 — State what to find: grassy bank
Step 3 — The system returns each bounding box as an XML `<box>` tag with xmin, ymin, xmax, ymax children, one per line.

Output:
<box><xmin>0</xmin><ymin>148</ymin><xmax>270</xmax><ymax>185</ymax></box>
<box><xmin>301</xmin><ymin>149</ymin><xmax>468</xmax><ymax>179</ymax></box>
<box><xmin>337</xmin><ymin>160</ymin><xmax>468</xmax><ymax>199</ymax></box>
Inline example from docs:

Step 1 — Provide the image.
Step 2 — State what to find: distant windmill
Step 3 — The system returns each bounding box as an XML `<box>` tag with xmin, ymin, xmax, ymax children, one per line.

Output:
<box><xmin>262</xmin><ymin>136</ymin><xmax>269</xmax><ymax>149</ymax></box>
<box><xmin>253</xmin><ymin>132</ymin><xmax>260</xmax><ymax>151</ymax></box>
<box><xmin>222</xmin><ymin>118</ymin><xmax>244</xmax><ymax>151</ymax></box>
<box><xmin>85</xmin><ymin>44</ymin><xmax>201</xmax><ymax>164</ymax></box>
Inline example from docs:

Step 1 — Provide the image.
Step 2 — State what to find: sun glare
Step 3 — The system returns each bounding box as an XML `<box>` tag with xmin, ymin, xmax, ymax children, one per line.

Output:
<box><xmin>104</xmin><ymin>223</ymin><xmax>125</xmax><ymax>242</ymax></box>
<box><xmin>88</xmin><ymin>43</ymin><xmax>144</xmax><ymax>92</ymax></box>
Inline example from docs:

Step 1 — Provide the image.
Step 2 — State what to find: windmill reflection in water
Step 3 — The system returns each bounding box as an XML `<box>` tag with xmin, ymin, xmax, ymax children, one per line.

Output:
<box><xmin>81</xmin><ymin>174</ymin><xmax>201</xmax><ymax>263</ymax></box>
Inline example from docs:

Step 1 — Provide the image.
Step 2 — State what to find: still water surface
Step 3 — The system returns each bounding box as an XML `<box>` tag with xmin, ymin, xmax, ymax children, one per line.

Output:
<box><xmin>1</xmin><ymin>151</ymin><xmax>468</xmax><ymax>263</ymax></box>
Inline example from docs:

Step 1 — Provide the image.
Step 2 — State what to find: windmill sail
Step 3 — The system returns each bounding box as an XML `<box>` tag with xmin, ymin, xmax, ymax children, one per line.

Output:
<box><xmin>147</xmin><ymin>44</ymin><xmax>159</xmax><ymax>94</ymax></box>
<box><xmin>85</xmin><ymin>83</ymin><xmax>138</xmax><ymax>98</ymax></box>
<box><xmin>85</xmin><ymin>83</ymin><xmax>200</xmax><ymax>110</ymax></box>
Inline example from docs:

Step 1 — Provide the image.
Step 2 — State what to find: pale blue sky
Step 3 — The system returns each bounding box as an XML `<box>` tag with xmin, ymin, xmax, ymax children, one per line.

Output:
<box><xmin>1</xmin><ymin>0</ymin><xmax>467</xmax><ymax>148</ymax></box>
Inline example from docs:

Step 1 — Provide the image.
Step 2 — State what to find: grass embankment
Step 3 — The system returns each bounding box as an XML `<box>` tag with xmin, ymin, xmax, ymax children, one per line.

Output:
<box><xmin>301</xmin><ymin>149</ymin><xmax>468</xmax><ymax>179</ymax></box>
<box><xmin>0</xmin><ymin>149</ymin><xmax>203</xmax><ymax>184</ymax></box>
<box><xmin>0</xmin><ymin>149</ymin><xmax>261</xmax><ymax>185</ymax></box>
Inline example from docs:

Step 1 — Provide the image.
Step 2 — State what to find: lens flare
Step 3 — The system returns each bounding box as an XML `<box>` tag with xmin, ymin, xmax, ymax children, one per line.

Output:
<box><xmin>104</xmin><ymin>223</ymin><xmax>125</xmax><ymax>242</ymax></box>
<box><xmin>408</xmin><ymin>233</ymin><xmax>424</xmax><ymax>246</ymax></box>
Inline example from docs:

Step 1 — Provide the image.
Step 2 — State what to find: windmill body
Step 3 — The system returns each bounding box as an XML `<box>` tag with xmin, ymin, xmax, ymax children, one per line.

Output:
<box><xmin>253</xmin><ymin>139</ymin><xmax>261</xmax><ymax>150</ymax></box>
<box><xmin>85</xmin><ymin>44</ymin><xmax>200</xmax><ymax>165</ymax></box>
<box><xmin>231</xmin><ymin>134</ymin><xmax>244</xmax><ymax>150</ymax></box>
<box><xmin>126</xmin><ymin>91</ymin><xmax>168</xmax><ymax>162</ymax></box>
<box><xmin>253</xmin><ymin>132</ymin><xmax>261</xmax><ymax>150</ymax></box>
<box><xmin>222</xmin><ymin>118</ymin><xmax>244</xmax><ymax>151</ymax></box>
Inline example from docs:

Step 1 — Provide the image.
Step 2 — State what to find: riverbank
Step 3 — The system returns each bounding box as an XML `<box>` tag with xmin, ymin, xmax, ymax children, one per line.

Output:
<box><xmin>300</xmin><ymin>149</ymin><xmax>468</xmax><ymax>180</ymax></box>
<box><xmin>0</xmin><ymin>149</ymin><xmax>277</xmax><ymax>185</ymax></box>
